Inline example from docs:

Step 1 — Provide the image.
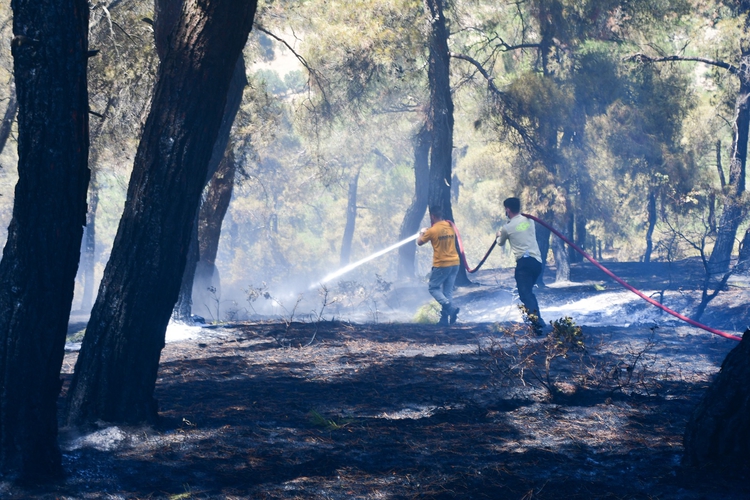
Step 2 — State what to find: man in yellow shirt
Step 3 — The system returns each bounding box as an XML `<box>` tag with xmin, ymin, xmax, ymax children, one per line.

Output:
<box><xmin>496</xmin><ymin>197</ymin><xmax>545</xmax><ymax>333</ymax></box>
<box><xmin>418</xmin><ymin>206</ymin><xmax>460</xmax><ymax>325</ymax></box>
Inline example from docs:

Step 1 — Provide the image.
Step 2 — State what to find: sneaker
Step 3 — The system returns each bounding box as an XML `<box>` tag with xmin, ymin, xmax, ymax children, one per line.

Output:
<box><xmin>449</xmin><ymin>306</ymin><xmax>460</xmax><ymax>324</ymax></box>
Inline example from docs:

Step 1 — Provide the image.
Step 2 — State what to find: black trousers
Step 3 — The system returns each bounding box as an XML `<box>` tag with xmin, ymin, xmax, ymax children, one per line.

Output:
<box><xmin>515</xmin><ymin>257</ymin><xmax>543</xmax><ymax>322</ymax></box>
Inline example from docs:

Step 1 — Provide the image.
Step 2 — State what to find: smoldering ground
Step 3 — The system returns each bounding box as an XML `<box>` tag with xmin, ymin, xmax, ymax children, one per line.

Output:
<box><xmin>10</xmin><ymin>258</ymin><xmax>750</xmax><ymax>499</ymax></box>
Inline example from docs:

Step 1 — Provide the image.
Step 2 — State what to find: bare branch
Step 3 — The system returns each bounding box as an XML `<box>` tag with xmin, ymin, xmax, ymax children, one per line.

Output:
<box><xmin>449</xmin><ymin>52</ymin><xmax>502</xmax><ymax>95</ymax></box>
<box><xmin>254</xmin><ymin>24</ymin><xmax>331</xmax><ymax>115</ymax></box>
<box><xmin>450</xmin><ymin>52</ymin><xmax>542</xmax><ymax>155</ymax></box>
<box><xmin>625</xmin><ymin>53</ymin><xmax>737</xmax><ymax>74</ymax></box>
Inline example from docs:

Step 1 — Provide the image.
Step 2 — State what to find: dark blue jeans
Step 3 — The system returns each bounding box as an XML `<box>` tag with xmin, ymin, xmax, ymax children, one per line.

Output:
<box><xmin>428</xmin><ymin>265</ymin><xmax>459</xmax><ymax>309</ymax></box>
<box><xmin>515</xmin><ymin>257</ymin><xmax>542</xmax><ymax>322</ymax></box>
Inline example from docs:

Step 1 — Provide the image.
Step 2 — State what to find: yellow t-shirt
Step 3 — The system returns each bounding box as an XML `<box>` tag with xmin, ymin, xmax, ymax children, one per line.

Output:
<box><xmin>419</xmin><ymin>220</ymin><xmax>460</xmax><ymax>267</ymax></box>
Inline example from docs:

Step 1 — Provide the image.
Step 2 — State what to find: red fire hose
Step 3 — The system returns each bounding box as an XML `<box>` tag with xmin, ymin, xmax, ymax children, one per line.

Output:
<box><xmin>450</xmin><ymin>216</ymin><xmax>742</xmax><ymax>342</ymax></box>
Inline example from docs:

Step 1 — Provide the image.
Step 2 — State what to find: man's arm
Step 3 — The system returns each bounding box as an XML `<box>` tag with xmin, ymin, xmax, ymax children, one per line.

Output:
<box><xmin>496</xmin><ymin>226</ymin><xmax>508</xmax><ymax>246</ymax></box>
<box><xmin>417</xmin><ymin>227</ymin><xmax>430</xmax><ymax>246</ymax></box>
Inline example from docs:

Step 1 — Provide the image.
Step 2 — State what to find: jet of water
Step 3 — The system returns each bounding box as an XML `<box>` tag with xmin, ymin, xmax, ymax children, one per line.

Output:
<box><xmin>310</xmin><ymin>233</ymin><xmax>420</xmax><ymax>289</ymax></box>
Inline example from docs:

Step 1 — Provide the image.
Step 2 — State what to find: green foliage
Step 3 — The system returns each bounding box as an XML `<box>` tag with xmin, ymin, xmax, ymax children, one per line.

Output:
<box><xmin>550</xmin><ymin>316</ymin><xmax>585</xmax><ymax>352</ymax></box>
<box><xmin>0</xmin><ymin>0</ymin><xmax>738</xmax><ymax>315</ymax></box>
<box><xmin>414</xmin><ymin>302</ymin><xmax>442</xmax><ymax>324</ymax></box>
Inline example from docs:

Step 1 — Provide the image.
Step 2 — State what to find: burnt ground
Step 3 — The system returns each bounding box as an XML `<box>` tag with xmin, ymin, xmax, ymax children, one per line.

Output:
<box><xmin>4</xmin><ymin>259</ymin><xmax>750</xmax><ymax>499</ymax></box>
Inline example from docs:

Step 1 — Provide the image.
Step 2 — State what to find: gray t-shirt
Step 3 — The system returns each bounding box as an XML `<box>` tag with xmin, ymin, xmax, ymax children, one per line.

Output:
<box><xmin>497</xmin><ymin>214</ymin><xmax>542</xmax><ymax>262</ymax></box>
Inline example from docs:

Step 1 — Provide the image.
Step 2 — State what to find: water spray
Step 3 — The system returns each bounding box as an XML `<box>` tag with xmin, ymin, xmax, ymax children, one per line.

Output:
<box><xmin>309</xmin><ymin>233</ymin><xmax>419</xmax><ymax>290</ymax></box>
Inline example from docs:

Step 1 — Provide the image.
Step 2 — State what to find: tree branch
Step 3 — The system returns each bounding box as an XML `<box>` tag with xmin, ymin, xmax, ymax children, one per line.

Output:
<box><xmin>450</xmin><ymin>51</ymin><xmax>542</xmax><ymax>155</ymax></box>
<box><xmin>254</xmin><ymin>24</ymin><xmax>331</xmax><ymax>114</ymax></box>
<box><xmin>625</xmin><ymin>53</ymin><xmax>738</xmax><ymax>74</ymax></box>
<box><xmin>449</xmin><ymin>52</ymin><xmax>502</xmax><ymax>95</ymax></box>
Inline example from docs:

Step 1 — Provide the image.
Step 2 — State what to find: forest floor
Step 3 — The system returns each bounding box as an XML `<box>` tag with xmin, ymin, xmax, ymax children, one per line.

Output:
<box><xmin>4</xmin><ymin>259</ymin><xmax>750</xmax><ymax>499</ymax></box>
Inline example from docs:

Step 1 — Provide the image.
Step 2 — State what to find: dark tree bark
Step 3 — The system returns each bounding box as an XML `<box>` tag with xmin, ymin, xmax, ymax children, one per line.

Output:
<box><xmin>708</xmin><ymin>46</ymin><xmax>750</xmax><ymax>275</ymax></box>
<box><xmin>0</xmin><ymin>78</ymin><xmax>17</xmax><ymax>156</ymax></box>
<box><xmin>424</xmin><ymin>0</ymin><xmax>453</xmax><ymax>221</ymax></box>
<box><xmin>552</xmin><ymin>232</ymin><xmax>570</xmax><ymax>281</ymax></box>
<box><xmin>173</xmin><ymin>216</ymin><xmax>201</xmax><ymax>320</ymax></box>
<box><xmin>173</xmin><ymin>55</ymin><xmax>247</xmax><ymax>322</ymax></box>
<box><xmin>193</xmin><ymin>149</ymin><xmax>237</xmax><ymax>305</ymax></box>
<box><xmin>340</xmin><ymin>166</ymin><xmax>362</xmax><ymax>266</ymax></box>
<box><xmin>397</xmin><ymin>123</ymin><xmax>430</xmax><ymax>279</ymax></box>
<box><xmin>683</xmin><ymin>329</ymin><xmax>750</xmax><ymax>467</ymax></box>
<box><xmin>643</xmin><ymin>190</ymin><xmax>657</xmax><ymax>263</ymax></box>
<box><xmin>66</xmin><ymin>0</ymin><xmax>258</xmax><ymax>427</ymax></box>
<box><xmin>158</xmin><ymin>0</ymin><xmax>248</xmax><ymax>323</ymax></box>
<box><xmin>570</xmin><ymin>204</ymin><xmax>586</xmax><ymax>264</ymax></box>
<box><xmin>736</xmin><ymin>227</ymin><xmax>750</xmax><ymax>273</ymax></box>
<box><xmin>423</xmin><ymin>0</ymin><xmax>473</xmax><ymax>286</ymax></box>
<box><xmin>0</xmin><ymin>0</ymin><xmax>89</xmax><ymax>481</ymax></box>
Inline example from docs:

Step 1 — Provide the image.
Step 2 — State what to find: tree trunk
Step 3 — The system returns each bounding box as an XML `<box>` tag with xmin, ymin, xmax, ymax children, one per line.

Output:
<box><xmin>0</xmin><ymin>0</ymin><xmax>89</xmax><ymax>481</ymax></box>
<box><xmin>535</xmin><ymin>220</ymin><xmax>550</xmax><ymax>287</ymax></box>
<box><xmin>552</xmin><ymin>211</ymin><xmax>571</xmax><ymax>282</ymax></box>
<box><xmin>173</xmin><ymin>55</ymin><xmax>247</xmax><ymax>322</ymax></box>
<box><xmin>0</xmin><ymin>77</ymin><xmax>17</xmax><ymax>156</ymax></box>
<box><xmin>340</xmin><ymin>166</ymin><xmax>361</xmax><ymax>266</ymax></box>
<box><xmin>707</xmin><ymin>53</ymin><xmax>750</xmax><ymax>275</ymax></box>
<box><xmin>424</xmin><ymin>0</ymin><xmax>453</xmax><ymax>221</ymax></box>
<box><xmin>571</xmin><ymin>208</ymin><xmax>586</xmax><ymax>264</ymax></box>
<box><xmin>644</xmin><ymin>190</ymin><xmax>657</xmax><ymax>263</ymax></box>
<box><xmin>683</xmin><ymin>329</ymin><xmax>750</xmax><ymax>467</ymax></box>
<box><xmin>173</xmin><ymin>216</ymin><xmax>201</xmax><ymax>321</ymax></box>
<box><xmin>66</xmin><ymin>0</ymin><xmax>258</xmax><ymax>427</ymax></box>
<box><xmin>80</xmin><ymin>170</ymin><xmax>99</xmax><ymax>312</ymax></box>
<box><xmin>552</xmin><ymin>233</ymin><xmax>570</xmax><ymax>281</ymax></box>
<box><xmin>424</xmin><ymin>0</ymin><xmax>471</xmax><ymax>286</ymax></box>
<box><xmin>736</xmin><ymin>227</ymin><xmax>750</xmax><ymax>273</ymax></box>
<box><xmin>193</xmin><ymin>148</ymin><xmax>237</xmax><ymax>311</ymax></box>
<box><xmin>397</xmin><ymin>123</ymin><xmax>430</xmax><ymax>279</ymax></box>
<box><xmin>160</xmin><ymin>0</ymin><xmax>248</xmax><ymax>323</ymax></box>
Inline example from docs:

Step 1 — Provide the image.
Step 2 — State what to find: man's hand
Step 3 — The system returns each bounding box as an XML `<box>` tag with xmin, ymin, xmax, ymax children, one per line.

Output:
<box><xmin>419</xmin><ymin>228</ymin><xmax>428</xmax><ymax>236</ymax></box>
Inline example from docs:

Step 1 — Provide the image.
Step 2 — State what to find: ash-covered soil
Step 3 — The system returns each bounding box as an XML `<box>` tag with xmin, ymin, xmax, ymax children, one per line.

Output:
<box><xmin>4</xmin><ymin>259</ymin><xmax>750</xmax><ymax>499</ymax></box>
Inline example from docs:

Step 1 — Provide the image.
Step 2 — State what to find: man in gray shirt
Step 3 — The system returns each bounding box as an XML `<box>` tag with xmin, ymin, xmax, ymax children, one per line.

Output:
<box><xmin>496</xmin><ymin>197</ymin><xmax>545</xmax><ymax>333</ymax></box>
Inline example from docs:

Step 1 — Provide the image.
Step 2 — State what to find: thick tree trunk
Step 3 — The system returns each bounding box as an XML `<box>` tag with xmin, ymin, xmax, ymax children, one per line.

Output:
<box><xmin>683</xmin><ymin>329</ymin><xmax>750</xmax><ymax>467</ymax></box>
<box><xmin>708</xmin><ymin>57</ymin><xmax>750</xmax><ymax>275</ymax></box>
<box><xmin>0</xmin><ymin>0</ymin><xmax>89</xmax><ymax>481</ymax></box>
<box><xmin>340</xmin><ymin>166</ymin><xmax>361</xmax><ymax>266</ymax></box>
<box><xmin>173</xmin><ymin>56</ymin><xmax>246</xmax><ymax>322</ymax></box>
<box><xmin>397</xmin><ymin>123</ymin><xmax>430</xmax><ymax>279</ymax></box>
<box><xmin>160</xmin><ymin>0</ymin><xmax>248</xmax><ymax>323</ymax></box>
<box><xmin>66</xmin><ymin>0</ymin><xmax>258</xmax><ymax>427</ymax></box>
